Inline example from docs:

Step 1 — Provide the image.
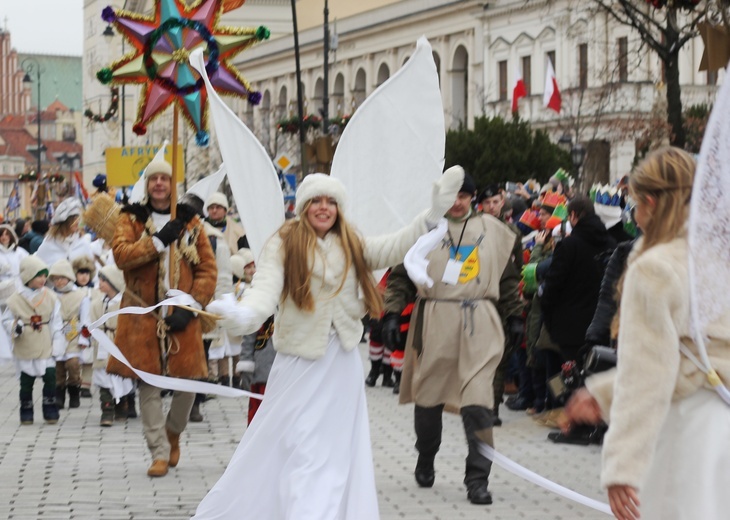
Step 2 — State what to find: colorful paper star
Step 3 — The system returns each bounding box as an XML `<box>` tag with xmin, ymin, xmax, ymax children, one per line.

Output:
<box><xmin>97</xmin><ymin>0</ymin><xmax>269</xmax><ymax>146</ymax></box>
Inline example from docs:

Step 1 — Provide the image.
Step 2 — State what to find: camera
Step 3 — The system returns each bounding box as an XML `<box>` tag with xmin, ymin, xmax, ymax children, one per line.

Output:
<box><xmin>548</xmin><ymin>346</ymin><xmax>617</xmax><ymax>404</ymax></box>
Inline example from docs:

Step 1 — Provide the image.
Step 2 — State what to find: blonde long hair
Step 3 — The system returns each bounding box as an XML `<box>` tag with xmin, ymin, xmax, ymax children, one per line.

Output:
<box><xmin>613</xmin><ymin>147</ymin><xmax>695</xmax><ymax>333</ymax></box>
<box><xmin>630</xmin><ymin>146</ymin><xmax>695</xmax><ymax>254</ymax></box>
<box><xmin>279</xmin><ymin>200</ymin><xmax>383</xmax><ymax>316</ymax></box>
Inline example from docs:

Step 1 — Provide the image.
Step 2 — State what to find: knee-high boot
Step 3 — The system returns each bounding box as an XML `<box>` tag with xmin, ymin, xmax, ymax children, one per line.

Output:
<box><xmin>461</xmin><ymin>405</ymin><xmax>494</xmax><ymax>504</ymax></box>
<box><xmin>413</xmin><ymin>404</ymin><xmax>444</xmax><ymax>487</ymax></box>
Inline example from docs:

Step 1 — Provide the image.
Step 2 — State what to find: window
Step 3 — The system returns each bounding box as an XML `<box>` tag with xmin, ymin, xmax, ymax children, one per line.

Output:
<box><xmin>546</xmin><ymin>51</ymin><xmax>556</xmax><ymax>72</ymax></box>
<box><xmin>522</xmin><ymin>56</ymin><xmax>532</xmax><ymax>95</ymax></box>
<box><xmin>617</xmin><ymin>37</ymin><xmax>628</xmax><ymax>82</ymax></box>
<box><xmin>3</xmin><ymin>182</ymin><xmax>12</xmax><ymax>197</ymax></box>
<box><xmin>579</xmin><ymin>44</ymin><xmax>588</xmax><ymax>89</ymax></box>
<box><xmin>498</xmin><ymin>60</ymin><xmax>508</xmax><ymax>101</ymax></box>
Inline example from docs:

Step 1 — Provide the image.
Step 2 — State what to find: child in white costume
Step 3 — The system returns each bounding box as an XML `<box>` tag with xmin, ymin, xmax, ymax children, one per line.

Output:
<box><xmin>89</xmin><ymin>264</ymin><xmax>134</xmax><ymax>426</ymax></box>
<box><xmin>3</xmin><ymin>255</ymin><xmax>65</xmax><ymax>424</ymax></box>
<box><xmin>49</xmin><ymin>259</ymin><xmax>91</xmax><ymax>410</ymax></box>
<box><xmin>232</xmin><ymin>249</ymin><xmax>275</xmax><ymax>425</ymax></box>
<box><xmin>195</xmin><ymin>170</ymin><xmax>461</xmax><ymax>519</ymax></box>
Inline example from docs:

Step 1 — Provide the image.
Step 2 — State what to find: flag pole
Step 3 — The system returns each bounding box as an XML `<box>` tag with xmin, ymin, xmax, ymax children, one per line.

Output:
<box><xmin>170</xmin><ymin>107</ymin><xmax>179</xmax><ymax>290</ymax></box>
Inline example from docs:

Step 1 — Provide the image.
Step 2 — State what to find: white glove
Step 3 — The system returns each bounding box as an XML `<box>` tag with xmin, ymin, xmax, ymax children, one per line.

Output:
<box><xmin>235</xmin><ymin>360</ymin><xmax>255</xmax><ymax>373</ymax></box>
<box><xmin>206</xmin><ymin>299</ymin><xmax>256</xmax><ymax>337</ymax></box>
<box><xmin>425</xmin><ymin>165</ymin><xmax>465</xmax><ymax>227</ymax></box>
<box><xmin>404</xmin><ymin>219</ymin><xmax>449</xmax><ymax>288</ymax></box>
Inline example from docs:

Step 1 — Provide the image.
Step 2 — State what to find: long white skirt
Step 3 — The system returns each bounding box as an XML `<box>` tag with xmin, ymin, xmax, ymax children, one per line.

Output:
<box><xmin>193</xmin><ymin>331</ymin><xmax>380</xmax><ymax>520</ymax></box>
<box><xmin>640</xmin><ymin>389</ymin><xmax>730</xmax><ymax>520</ymax></box>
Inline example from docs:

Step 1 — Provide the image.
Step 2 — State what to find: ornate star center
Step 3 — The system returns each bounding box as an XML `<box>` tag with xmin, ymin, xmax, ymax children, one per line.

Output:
<box><xmin>172</xmin><ymin>47</ymin><xmax>191</xmax><ymax>64</ymax></box>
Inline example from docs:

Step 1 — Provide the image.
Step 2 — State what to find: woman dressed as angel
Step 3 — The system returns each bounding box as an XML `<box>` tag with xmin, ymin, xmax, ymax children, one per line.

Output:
<box><xmin>562</xmin><ymin>147</ymin><xmax>730</xmax><ymax>520</ymax></box>
<box><xmin>194</xmin><ymin>168</ymin><xmax>462</xmax><ymax>519</ymax></box>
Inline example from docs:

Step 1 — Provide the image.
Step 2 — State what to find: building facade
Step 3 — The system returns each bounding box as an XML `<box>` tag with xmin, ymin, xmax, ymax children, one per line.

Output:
<box><xmin>81</xmin><ymin>0</ymin><xmax>721</xmax><ymax>186</ymax></box>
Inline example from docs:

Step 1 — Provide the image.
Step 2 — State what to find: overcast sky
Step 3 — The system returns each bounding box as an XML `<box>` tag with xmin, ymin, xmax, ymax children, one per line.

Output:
<box><xmin>3</xmin><ymin>0</ymin><xmax>84</xmax><ymax>56</ymax></box>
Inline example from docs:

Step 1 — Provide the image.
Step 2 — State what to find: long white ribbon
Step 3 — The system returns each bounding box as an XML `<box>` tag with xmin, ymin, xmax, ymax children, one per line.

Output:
<box><xmin>478</xmin><ymin>442</ymin><xmax>612</xmax><ymax>515</ymax></box>
<box><xmin>89</xmin><ymin>293</ymin><xmax>264</xmax><ymax>400</ymax></box>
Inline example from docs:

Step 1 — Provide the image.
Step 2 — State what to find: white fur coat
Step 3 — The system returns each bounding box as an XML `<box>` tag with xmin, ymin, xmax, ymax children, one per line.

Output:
<box><xmin>236</xmin><ymin>214</ymin><xmax>430</xmax><ymax>360</ymax></box>
<box><xmin>586</xmin><ymin>233</ymin><xmax>730</xmax><ymax>490</ymax></box>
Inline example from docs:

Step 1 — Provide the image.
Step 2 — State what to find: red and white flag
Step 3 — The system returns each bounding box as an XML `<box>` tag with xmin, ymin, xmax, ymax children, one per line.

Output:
<box><xmin>544</xmin><ymin>58</ymin><xmax>561</xmax><ymax>113</ymax></box>
<box><xmin>511</xmin><ymin>65</ymin><xmax>527</xmax><ymax>114</ymax></box>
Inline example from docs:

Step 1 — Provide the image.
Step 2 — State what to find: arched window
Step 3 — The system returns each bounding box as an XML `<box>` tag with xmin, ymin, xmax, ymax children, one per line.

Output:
<box><xmin>451</xmin><ymin>46</ymin><xmax>469</xmax><ymax>128</ymax></box>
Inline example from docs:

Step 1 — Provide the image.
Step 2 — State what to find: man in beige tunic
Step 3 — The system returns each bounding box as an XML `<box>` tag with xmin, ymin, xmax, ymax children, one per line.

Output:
<box><xmin>391</xmin><ymin>173</ymin><xmax>524</xmax><ymax>505</ymax></box>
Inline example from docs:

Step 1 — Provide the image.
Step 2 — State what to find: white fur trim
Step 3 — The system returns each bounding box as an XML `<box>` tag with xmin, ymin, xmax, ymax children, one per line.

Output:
<box><xmin>143</xmin><ymin>160</ymin><xmax>172</xmax><ymax>179</ymax></box>
<box><xmin>20</xmin><ymin>255</ymin><xmax>48</xmax><ymax>285</ymax></box>
<box><xmin>49</xmin><ymin>259</ymin><xmax>75</xmax><ymax>281</ymax></box>
<box><xmin>205</xmin><ymin>192</ymin><xmax>229</xmax><ymax>211</ymax></box>
<box><xmin>294</xmin><ymin>173</ymin><xmax>347</xmax><ymax>216</ymax></box>
<box><xmin>99</xmin><ymin>264</ymin><xmax>126</xmax><ymax>293</ymax></box>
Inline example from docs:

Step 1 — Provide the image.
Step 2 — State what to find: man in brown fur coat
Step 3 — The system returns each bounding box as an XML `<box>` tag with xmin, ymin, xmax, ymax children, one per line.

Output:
<box><xmin>110</xmin><ymin>160</ymin><xmax>217</xmax><ymax>477</ymax></box>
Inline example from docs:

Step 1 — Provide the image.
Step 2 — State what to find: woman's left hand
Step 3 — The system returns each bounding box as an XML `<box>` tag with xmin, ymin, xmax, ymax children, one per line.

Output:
<box><xmin>561</xmin><ymin>388</ymin><xmax>602</xmax><ymax>432</ymax></box>
<box><xmin>608</xmin><ymin>485</ymin><xmax>640</xmax><ymax>520</ymax></box>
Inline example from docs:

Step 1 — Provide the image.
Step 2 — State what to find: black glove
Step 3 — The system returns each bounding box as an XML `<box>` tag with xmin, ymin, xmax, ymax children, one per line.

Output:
<box><xmin>507</xmin><ymin>316</ymin><xmax>525</xmax><ymax>350</ymax></box>
<box><xmin>14</xmin><ymin>321</ymin><xmax>24</xmax><ymax>336</ymax></box>
<box><xmin>164</xmin><ymin>308</ymin><xmax>195</xmax><ymax>332</ymax></box>
<box><xmin>381</xmin><ymin>313</ymin><xmax>402</xmax><ymax>351</ymax></box>
<box><xmin>176</xmin><ymin>202</ymin><xmax>199</xmax><ymax>224</ymax></box>
<box><xmin>123</xmin><ymin>203</ymin><xmax>149</xmax><ymax>222</ymax></box>
<box><xmin>153</xmin><ymin>218</ymin><xmax>185</xmax><ymax>247</ymax></box>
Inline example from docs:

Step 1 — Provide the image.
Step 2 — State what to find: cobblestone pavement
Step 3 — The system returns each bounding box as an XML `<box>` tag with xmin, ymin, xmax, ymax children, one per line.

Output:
<box><xmin>0</xmin><ymin>346</ymin><xmax>609</xmax><ymax>519</ymax></box>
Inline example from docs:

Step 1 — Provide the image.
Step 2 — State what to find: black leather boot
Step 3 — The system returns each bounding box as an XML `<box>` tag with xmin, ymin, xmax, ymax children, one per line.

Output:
<box><xmin>393</xmin><ymin>371</ymin><xmax>401</xmax><ymax>395</ymax></box>
<box><xmin>67</xmin><ymin>385</ymin><xmax>81</xmax><ymax>409</ymax></box>
<box><xmin>414</xmin><ymin>455</ymin><xmax>435</xmax><ymax>488</ymax></box>
<box><xmin>56</xmin><ymin>385</ymin><xmax>66</xmax><ymax>410</ymax></box>
<box><xmin>364</xmin><ymin>359</ymin><xmax>382</xmax><ymax>387</ymax></box>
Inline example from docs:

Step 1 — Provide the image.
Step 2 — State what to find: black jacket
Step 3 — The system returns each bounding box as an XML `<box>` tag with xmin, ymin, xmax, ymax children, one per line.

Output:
<box><xmin>584</xmin><ymin>239</ymin><xmax>636</xmax><ymax>347</ymax></box>
<box><xmin>541</xmin><ymin>214</ymin><xmax>616</xmax><ymax>350</ymax></box>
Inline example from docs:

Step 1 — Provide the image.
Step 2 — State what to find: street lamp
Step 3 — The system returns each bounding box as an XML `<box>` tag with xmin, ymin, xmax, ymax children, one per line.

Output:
<box><xmin>571</xmin><ymin>143</ymin><xmax>587</xmax><ymax>177</ymax></box>
<box><xmin>22</xmin><ymin>57</ymin><xmax>45</xmax><ymax>178</ymax></box>
<box><xmin>103</xmin><ymin>4</ymin><xmax>127</xmax><ymax>146</ymax></box>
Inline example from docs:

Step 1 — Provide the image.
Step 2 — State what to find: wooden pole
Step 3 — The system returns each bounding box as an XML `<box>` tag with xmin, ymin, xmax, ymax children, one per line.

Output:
<box><xmin>169</xmin><ymin>108</ymin><xmax>179</xmax><ymax>290</ymax></box>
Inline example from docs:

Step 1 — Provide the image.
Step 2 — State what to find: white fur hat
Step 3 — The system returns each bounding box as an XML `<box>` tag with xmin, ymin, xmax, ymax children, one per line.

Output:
<box><xmin>230</xmin><ymin>254</ymin><xmax>246</xmax><ymax>280</ymax></box>
<box><xmin>49</xmin><ymin>259</ymin><xmax>75</xmax><ymax>281</ymax></box>
<box><xmin>294</xmin><ymin>173</ymin><xmax>347</xmax><ymax>215</ymax></box>
<box><xmin>294</xmin><ymin>173</ymin><xmax>347</xmax><ymax>216</ymax></box>
<box><xmin>139</xmin><ymin>160</ymin><xmax>172</xmax><ymax>205</ymax></box>
<box><xmin>99</xmin><ymin>264</ymin><xmax>126</xmax><ymax>293</ymax></box>
<box><xmin>20</xmin><ymin>255</ymin><xmax>49</xmax><ymax>285</ymax></box>
<box><xmin>52</xmin><ymin>197</ymin><xmax>83</xmax><ymax>225</ymax></box>
<box><xmin>144</xmin><ymin>160</ymin><xmax>172</xmax><ymax>179</ymax></box>
<box><xmin>205</xmin><ymin>192</ymin><xmax>229</xmax><ymax>211</ymax></box>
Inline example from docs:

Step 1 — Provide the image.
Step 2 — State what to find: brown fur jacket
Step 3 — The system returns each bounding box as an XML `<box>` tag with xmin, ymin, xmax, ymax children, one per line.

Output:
<box><xmin>107</xmin><ymin>204</ymin><xmax>217</xmax><ymax>379</ymax></box>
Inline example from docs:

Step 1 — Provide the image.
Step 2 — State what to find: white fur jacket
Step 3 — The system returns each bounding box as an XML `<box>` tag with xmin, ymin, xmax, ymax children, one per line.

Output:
<box><xmin>585</xmin><ymin>232</ymin><xmax>730</xmax><ymax>490</ymax></box>
<box><xmin>236</xmin><ymin>214</ymin><xmax>431</xmax><ymax>360</ymax></box>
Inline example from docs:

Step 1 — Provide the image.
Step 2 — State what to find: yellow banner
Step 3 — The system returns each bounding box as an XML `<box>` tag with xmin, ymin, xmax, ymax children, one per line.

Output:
<box><xmin>105</xmin><ymin>145</ymin><xmax>185</xmax><ymax>187</ymax></box>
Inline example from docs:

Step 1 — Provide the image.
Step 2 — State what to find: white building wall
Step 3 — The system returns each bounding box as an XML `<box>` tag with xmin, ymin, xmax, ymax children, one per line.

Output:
<box><xmin>82</xmin><ymin>0</ymin><xmax>722</xmax><ymax>186</ymax></box>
